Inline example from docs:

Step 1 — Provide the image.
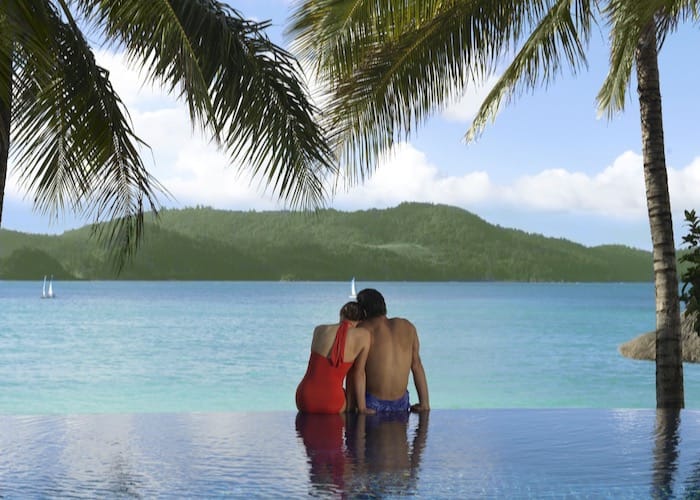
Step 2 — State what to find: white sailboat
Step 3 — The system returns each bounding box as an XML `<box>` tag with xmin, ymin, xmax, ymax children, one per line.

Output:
<box><xmin>47</xmin><ymin>276</ymin><xmax>55</xmax><ymax>298</ymax></box>
<box><xmin>349</xmin><ymin>277</ymin><xmax>357</xmax><ymax>299</ymax></box>
<box><xmin>41</xmin><ymin>275</ymin><xmax>56</xmax><ymax>299</ymax></box>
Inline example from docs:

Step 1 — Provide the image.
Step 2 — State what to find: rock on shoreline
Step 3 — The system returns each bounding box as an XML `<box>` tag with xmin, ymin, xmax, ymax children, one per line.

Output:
<box><xmin>619</xmin><ymin>312</ymin><xmax>700</xmax><ymax>363</ymax></box>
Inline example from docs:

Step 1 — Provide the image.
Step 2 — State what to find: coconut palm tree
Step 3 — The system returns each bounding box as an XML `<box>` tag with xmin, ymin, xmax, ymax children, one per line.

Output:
<box><xmin>289</xmin><ymin>0</ymin><xmax>695</xmax><ymax>407</ymax></box>
<box><xmin>0</xmin><ymin>0</ymin><xmax>334</xmax><ymax>268</ymax></box>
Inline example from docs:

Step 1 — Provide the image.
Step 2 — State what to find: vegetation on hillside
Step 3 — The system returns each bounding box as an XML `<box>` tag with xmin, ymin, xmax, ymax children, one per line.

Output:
<box><xmin>0</xmin><ymin>203</ymin><xmax>653</xmax><ymax>281</ymax></box>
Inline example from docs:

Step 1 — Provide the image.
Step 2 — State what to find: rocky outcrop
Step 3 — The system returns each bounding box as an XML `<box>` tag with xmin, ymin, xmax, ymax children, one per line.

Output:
<box><xmin>619</xmin><ymin>312</ymin><xmax>700</xmax><ymax>363</ymax></box>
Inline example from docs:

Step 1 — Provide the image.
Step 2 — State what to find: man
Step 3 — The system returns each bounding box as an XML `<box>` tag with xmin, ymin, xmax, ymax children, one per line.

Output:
<box><xmin>355</xmin><ymin>288</ymin><xmax>430</xmax><ymax>412</ymax></box>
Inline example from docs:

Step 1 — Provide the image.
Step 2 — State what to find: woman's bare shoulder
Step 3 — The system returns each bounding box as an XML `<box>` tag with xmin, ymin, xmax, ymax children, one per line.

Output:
<box><xmin>312</xmin><ymin>323</ymin><xmax>337</xmax><ymax>341</ymax></box>
<box><xmin>314</xmin><ymin>322</ymin><xmax>338</xmax><ymax>334</ymax></box>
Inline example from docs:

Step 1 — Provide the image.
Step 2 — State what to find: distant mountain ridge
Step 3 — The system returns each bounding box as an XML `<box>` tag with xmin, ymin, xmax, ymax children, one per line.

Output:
<box><xmin>0</xmin><ymin>202</ymin><xmax>654</xmax><ymax>281</ymax></box>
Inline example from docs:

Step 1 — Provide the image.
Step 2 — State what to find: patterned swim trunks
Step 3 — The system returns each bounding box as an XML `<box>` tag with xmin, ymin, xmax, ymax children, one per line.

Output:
<box><xmin>365</xmin><ymin>391</ymin><xmax>410</xmax><ymax>412</ymax></box>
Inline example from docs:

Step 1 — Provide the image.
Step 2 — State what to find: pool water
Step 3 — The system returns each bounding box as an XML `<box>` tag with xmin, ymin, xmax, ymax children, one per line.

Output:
<box><xmin>1</xmin><ymin>409</ymin><xmax>699</xmax><ymax>498</ymax></box>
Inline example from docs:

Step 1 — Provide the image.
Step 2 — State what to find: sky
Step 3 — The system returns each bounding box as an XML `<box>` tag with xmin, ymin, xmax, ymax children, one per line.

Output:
<box><xmin>4</xmin><ymin>0</ymin><xmax>700</xmax><ymax>251</ymax></box>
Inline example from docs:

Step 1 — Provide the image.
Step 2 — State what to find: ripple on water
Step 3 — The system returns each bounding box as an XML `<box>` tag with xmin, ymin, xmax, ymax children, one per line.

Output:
<box><xmin>1</xmin><ymin>410</ymin><xmax>700</xmax><ymax>497</ymax></box>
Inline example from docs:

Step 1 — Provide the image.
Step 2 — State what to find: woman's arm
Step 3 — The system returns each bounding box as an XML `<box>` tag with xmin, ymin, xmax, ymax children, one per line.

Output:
<box><xmin>352</xmin><ymin>328</ymin><xmax>374</xmax><ymax>414</ymax></box>
<box><xmin>345</xmin><ymin>364</ymin><xmax>358</xmax><ymax>411</ymax></box>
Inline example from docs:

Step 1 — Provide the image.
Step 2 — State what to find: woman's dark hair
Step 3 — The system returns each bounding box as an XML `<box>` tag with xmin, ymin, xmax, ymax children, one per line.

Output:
<box><xmin>356</xmin><ymin>288</ymin><xmax>387</xmax><ymax>319</ymax></box>
<box><xmin>340</xmin><ymin>301</ymin><xmax>364</xmax><ymax>321</ymax></box>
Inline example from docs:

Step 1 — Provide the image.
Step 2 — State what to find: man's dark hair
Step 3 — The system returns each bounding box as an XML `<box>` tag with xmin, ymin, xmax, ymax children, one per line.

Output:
<box><xmin>357</xmin><ymin>288</ymin><xmax>387</xmax><ymax>319</ymax></box>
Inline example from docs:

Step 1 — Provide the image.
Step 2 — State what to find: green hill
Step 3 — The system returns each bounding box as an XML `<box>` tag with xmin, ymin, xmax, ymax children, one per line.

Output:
<box><xmin>0</xmin><ymin>203</ymin><xmax>654</xmax><ymax>281</ymax></box>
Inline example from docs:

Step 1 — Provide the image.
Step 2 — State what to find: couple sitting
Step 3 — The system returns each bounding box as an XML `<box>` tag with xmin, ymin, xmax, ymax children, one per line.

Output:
<box><xmin>296</xmin><ymin>288</ymin><xmax>430</xmax><ymax>414</ymax></box>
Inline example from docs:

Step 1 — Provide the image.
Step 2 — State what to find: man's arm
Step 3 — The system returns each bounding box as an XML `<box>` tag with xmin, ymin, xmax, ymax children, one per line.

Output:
<box><xmin>410</xmin><ymin>330</ymin><xmax>430</xmax><ymax>412</ymax></box>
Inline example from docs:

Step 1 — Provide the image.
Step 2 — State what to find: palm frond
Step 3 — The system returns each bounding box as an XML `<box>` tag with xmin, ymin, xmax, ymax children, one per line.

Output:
<box><xmin>597</xmin><ymin>0</ymin><xmax>656</xmax><ymax>116</ymax></box>
<box><xmin>77</xmin><ymin>0</ymin><xmax>335</xmax><ymax>210</ymax></box>
<box><xmin>0</xmin><ymin>16</ymin><xmax>10</xmax><ymax>157</ymax></box>
<box><xmin>1</xmin><ymin>0</ymin><xmax>59</xmax><ymax>130</ymax></box>
<box><xmin>290</xmin><ymin>0</ymin><xmax>594</xmax><ymax>181</ymax></box>
<box><xmin>467</xmin><ymin>0</ymin><xmax>594</xmax><ymax>142</ymax></box>
<box><xmin>75</xmin><ymin>0</ymin><xmax>215</xmax><ymax>129</ymax></box>
<box><xmin>11</xmin><ymin>5</ymin><xmax>163</xmax><ymax>269</ymax></box>
<box><xmin>598</xmin><ymin>0</ymin><xmax>700</xmax><ymax>117</ymax></box>
<box><xmin>0</xmin><ymin>11</ymin><xmax>11</xmax><ymax>122</ymax></box>
<box><xmin>290</xmin><ymin>0</ymin><xmax>521</xmax><ymax>76</ymax></box>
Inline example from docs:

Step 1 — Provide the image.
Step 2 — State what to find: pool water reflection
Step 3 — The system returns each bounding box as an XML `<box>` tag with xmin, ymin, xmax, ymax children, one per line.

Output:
<box><xmin>1</xmin><ymin>409</ymin><xmax>700</xmax><ymax>497</ymax></box>
<box><xmin>296</xmin><ymin>411</ymin><xmax>428</xmax><ymax>497</ymax></box>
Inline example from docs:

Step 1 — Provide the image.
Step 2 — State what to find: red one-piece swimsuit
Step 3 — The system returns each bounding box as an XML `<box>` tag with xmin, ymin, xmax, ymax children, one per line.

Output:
<box><xmin>296</xmin><ymin>321</ymin><xmax>353</xmax><ymax>413</ymax></box>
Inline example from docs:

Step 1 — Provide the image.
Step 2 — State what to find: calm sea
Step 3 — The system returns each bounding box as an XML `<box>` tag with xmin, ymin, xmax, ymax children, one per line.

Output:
<box><xmin>0</xmin><ymin>280</ymin><xmax>697</xmax><ymax>414</ymax></box>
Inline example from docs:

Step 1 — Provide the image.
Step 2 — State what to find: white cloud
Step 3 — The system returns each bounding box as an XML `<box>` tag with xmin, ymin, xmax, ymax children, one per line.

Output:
<box><xmin>163</xmin><ymin>140</ymin><xmax>283</xmax><ymax>210</ymax></box>
<box><xmin>334</xmin><ymin>144</ymin><xmax>492</xmax><ymax>209</ymax></box>
<box><xmin>336</xmin><ymin>144</ymin><xmax>700</xmax><ymax>221</ymax></box>
<box><xmin>504</xmin><ymin>151</ymin><xmax>647</xmax><ymax>218</ymax></box>
<box><xmin>668</xmin><ymin>157</ymin><xmax>700</xmax><ymax>211</ymax></box>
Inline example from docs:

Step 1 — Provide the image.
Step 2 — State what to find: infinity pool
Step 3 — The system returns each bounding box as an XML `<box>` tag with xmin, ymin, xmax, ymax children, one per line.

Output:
<box><xmin>1</xmin><ymin>409</ymin><xmax>699</xmax><ymax>497</ymax></box>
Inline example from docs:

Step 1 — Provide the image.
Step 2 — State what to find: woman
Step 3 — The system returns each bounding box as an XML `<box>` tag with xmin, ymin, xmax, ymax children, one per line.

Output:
<box><xmin>296</xmin><ymin>302</ymin><xmax>373</xmax><ymax>414</ymax></box>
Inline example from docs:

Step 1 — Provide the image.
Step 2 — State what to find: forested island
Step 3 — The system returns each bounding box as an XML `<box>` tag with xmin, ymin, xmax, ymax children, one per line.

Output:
<box><xmin>0</xmin><ymin>202</ymin><xmax>655</xmax><ymax>281</ymax></box>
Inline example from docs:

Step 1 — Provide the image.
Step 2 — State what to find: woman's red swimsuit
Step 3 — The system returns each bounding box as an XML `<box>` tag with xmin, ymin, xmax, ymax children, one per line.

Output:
<box><xmin>296</xmin><ymin>321</ymin><xmax>353</xmax><ymax>413</ymax></box>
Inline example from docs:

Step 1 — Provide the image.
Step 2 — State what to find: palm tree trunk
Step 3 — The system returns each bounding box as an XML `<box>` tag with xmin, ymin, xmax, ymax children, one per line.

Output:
<box><xmin>636</xmin><ymin>22</ymin><xmax>684</xmax><ymax>408</ymax></box>
<box><xmin>0</xmin><ymin>48</ymin><xmax>10</xmax><ymax>227</ymax></box>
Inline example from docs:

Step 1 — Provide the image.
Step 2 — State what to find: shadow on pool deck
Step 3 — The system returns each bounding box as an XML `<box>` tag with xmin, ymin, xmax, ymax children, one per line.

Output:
<box><xmin>1</xmin><ymin>409</ymin><xmax>700</xmax><ymax>497</ymax></box>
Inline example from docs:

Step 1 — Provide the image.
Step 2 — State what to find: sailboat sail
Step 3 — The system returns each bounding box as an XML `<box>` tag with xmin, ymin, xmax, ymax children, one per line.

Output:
<box><xmin>42</xmin><ymin>275</ymin><xmax>56</xmax><ymax>299</ymax></box>
<box><xmin>349</xmin><ymin>277</ymin><xmax>357</xmax><ymax>299</ymax></box>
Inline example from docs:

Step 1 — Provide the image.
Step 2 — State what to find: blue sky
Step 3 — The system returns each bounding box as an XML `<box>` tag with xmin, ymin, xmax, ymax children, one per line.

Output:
<box><xmin>4</xmin><ymin>0</ymin><xmax>700</xmax><ymax>251</ymax></box>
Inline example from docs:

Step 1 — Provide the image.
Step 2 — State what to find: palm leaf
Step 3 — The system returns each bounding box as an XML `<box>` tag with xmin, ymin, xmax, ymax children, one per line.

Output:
<box><xmin>598</xmin><ymin>0</ymin><xmax>700</xmax><ymax>117</ymax></box>
<box><xmin>467</xmin><ymin>0</ymin><xmax>594</xmax><ymax>142</ymax></box>
<box><xmin>290</xmin><ymin>0</ymin><xmax>594</xmax><ymax>181</ymax></box>
<box><xmin>11</xmin><ymin>4</ymin><xmax>163</xmax><ymax>269</ymax></box>
<box><xmin>77</xmin><ymin>0</ymin><xmax>335</xmax><ymax>210</ymax></box>
<box><xmin>1</xmin><ymin>1</ymin><xmax>59</xmax><ymax>140</ymax></box>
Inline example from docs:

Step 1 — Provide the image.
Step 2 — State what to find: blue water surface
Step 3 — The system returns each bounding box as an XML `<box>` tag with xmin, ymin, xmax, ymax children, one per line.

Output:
<box><xmin>1</xmin><ymin>409</ymin><xmax>700</xmax><ymax>498</ymax></box>
<box><xmin>3</xmin><ymin>281</ymin><xmax>700</xmax><ymax>498</ymax></box>
<box><xmin>0</xmin><ymin>280</ymin><xmax>694</xmax><ymax>413</ymax></box>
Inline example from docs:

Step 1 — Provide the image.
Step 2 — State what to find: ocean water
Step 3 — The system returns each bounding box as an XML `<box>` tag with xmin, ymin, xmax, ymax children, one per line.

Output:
<box><xmin>1</xmin><ymin>280</ymin><xmax>696</xmax><ymax>414</ymax></box>
<box><xmin>5</xmin><ymin>280</ymin><xmax>700</xmax><ymax>497</ymax></box>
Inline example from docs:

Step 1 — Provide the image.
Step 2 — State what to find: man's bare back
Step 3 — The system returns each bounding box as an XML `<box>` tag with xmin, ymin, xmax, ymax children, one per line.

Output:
<box><xmin>361</xmin><ymin>316</ymin><xmax>416</xmax><ymax>400</ymax></box>
<box><xmin>356</xmin><ymin>288</ymin><xmax>430</xmax><ymax>412</ymax></box>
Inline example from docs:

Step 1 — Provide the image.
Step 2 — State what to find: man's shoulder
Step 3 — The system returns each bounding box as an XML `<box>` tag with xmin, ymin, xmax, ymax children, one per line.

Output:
<box><xmin>389</xmin><ymin>316</ymin><xmax>414</xmax><ymax>325</ymax></box>
<box><xmin>360</xmin><ymin>316</ymin><xmax>415</xmax><ymax>335</ymax></box>
<box><xmin>389</xmin><ymin>317</ymin><xmax>417</xmax><ymax>333</ymax></box>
